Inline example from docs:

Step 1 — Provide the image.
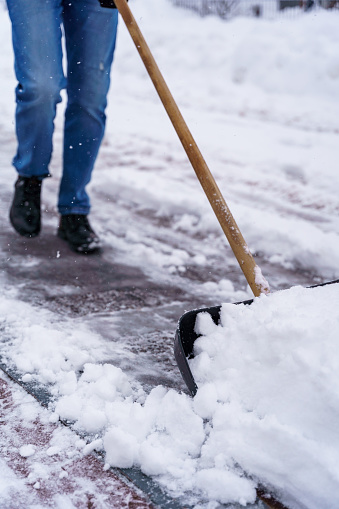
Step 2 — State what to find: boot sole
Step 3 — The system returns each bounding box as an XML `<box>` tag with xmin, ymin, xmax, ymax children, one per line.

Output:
<box><xmin>57</xmin><ymin>229</ymin><xmax>101</xmax><ymax>254</ymax></box>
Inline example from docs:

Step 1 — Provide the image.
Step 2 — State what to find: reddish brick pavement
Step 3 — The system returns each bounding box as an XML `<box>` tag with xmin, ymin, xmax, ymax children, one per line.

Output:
<box><xmin>0</xmin><ymin>375</ymin><xmax>155</xmax><ymax>508</ymax></box>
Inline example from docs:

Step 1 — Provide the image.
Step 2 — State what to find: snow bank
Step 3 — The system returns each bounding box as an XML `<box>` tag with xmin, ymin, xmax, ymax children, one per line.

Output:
<box><xmin>114</xmin><ymin>0</ymin><xmax>339</xmax><ymax>131</ymax></box>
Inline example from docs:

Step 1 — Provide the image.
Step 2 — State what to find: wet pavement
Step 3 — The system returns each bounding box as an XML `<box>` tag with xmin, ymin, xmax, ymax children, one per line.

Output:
<box><xmin>0</xmin><ymin>205</ymin><xmax>324</xmax><ymax>397</ymax></box>
<box><xmin>1</xmin><ymin>218</ymin><xmax>204</xmax><ymax>393</ymax></box>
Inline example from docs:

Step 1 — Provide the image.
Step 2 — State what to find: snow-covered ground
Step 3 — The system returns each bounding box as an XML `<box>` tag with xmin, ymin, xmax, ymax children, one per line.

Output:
<box><xmin>0</xmin><ymin>0</ymin><xmax>339</xmax><ymax>507</ymax></box>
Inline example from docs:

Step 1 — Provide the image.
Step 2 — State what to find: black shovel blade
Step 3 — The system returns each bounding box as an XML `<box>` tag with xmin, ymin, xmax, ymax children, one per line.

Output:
<box><xmin>174</xmin><ymin>301</ymin><xmax>253</xmax><ymax>396</ymax></box>
<box><xmin>175</xmin><ymin>305</ymin><xmax>221</xmax><ymax>396</ymax></box>
<box><xmin>175</xmin><ymin>280</ymin><xmax>339</xmax><ymax>396</ymax></box>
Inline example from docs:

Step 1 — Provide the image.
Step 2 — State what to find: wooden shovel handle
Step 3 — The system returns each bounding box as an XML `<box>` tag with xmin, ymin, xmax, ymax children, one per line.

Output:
<box><xmin>113</xmin><ymin>0</ymin><xmax>268</xmax><ymax>297</ymax></box>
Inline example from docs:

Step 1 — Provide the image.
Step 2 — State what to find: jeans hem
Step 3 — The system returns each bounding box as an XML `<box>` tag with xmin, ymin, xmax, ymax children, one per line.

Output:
<box><xmin>17</xmin><ymin>171</ymin><xmax>52</xmax><ymax>180</ymax></box>
<box><xmin>58</xmin><ymin>209</ymin><xmax>91</xmax><ymax>216</ymax></box>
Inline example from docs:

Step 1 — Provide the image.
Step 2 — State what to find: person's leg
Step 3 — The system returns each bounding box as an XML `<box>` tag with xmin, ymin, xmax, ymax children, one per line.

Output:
<box><xmin>6</xmin><ymin>0</ymin><xmax>65</xmax><ymax>178</ymax></box>
<box><xmin>6</xmin><ymin>0</ymin><xmax>65</xmax><ymax>237</ymax></box>
<box><xmin>58</xmin><ymin>0</ymin><xmax>118</xmax><ymax>215</ymax></box>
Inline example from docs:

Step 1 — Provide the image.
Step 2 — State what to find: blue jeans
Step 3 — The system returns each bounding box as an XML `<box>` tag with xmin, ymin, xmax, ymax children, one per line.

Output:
<box><xmin>6</xmin><ymin>0</ymin><xmax>118</xmax><ymax>215</ymax></box>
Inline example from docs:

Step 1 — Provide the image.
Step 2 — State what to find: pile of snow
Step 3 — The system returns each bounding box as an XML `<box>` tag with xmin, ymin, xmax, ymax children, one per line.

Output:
<box><xmin>2</xmin><ymin>283</ymin><xmax>339</xmax><ymax>507</ymax></box>
<box><xmin>192</xmin><ymin>282</ymin><xmax>339</xmax><ymax>508</ymax></box>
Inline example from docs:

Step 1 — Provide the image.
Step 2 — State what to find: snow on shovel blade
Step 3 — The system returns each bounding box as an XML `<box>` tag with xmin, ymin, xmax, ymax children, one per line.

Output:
<box><xmin>174</xmin><ymin>301</ymin><xmax>252</xmax><ymax>396</ymax></box>
<box><xmin>174</xmin><ymin>280</ymin><xmax>339</xmax><ymax>397</ymax></box>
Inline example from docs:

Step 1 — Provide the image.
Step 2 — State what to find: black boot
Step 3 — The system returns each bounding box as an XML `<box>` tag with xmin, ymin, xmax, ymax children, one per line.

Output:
<box><xmin>9</xmin><ymin>176</ymin><xmax>42</xmax><ymax>238</ymax></box>
<box><xmin>57</xmin><ymin>214</ymin><xmax>101</xmax><ymax>254</ymax></box>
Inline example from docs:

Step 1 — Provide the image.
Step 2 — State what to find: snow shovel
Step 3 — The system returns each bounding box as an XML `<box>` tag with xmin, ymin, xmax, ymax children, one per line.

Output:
<box><xmin>111</xmin><ymin>0</ymin><xmax>269</xmax><ymax>371</ymax></box>
<box><xmin>174</xmin><ymin>279</ymin><xmax>339</xmax><ymax>396</ymax></box>
<box><xmin>110</xmin><ymin>1</ymin><xmax>338</xmax><ymax>398</ymax></box>
<box><xmin>110</xmin><ymin>0</ymin><xmax>271</xmax><ymax>389</ymax></box>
